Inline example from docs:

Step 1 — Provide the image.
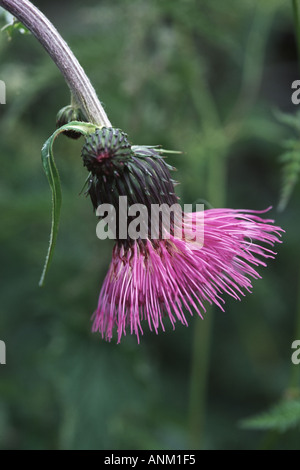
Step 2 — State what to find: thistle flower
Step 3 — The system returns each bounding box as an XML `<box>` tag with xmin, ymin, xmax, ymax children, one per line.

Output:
<box><xmin>81</xmin><ymin>128</ymin><xmax>283</xmax><ymax>343</ymax></box>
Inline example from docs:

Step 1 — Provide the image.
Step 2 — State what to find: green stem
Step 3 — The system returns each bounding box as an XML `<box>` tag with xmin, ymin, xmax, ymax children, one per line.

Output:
<box><xmin>188</xmin><ymin>311</ymin><xmax>213</xmax><ymax>449</ymax></box>
<box><xmin>188</xmin><ymin>146</ymin><xmax>227</xmax><ymax>449</ymax></box>
<box><xmin>185</xmin><ymin>30</ymin><xmax>228</xmax><ymax>443</ymax></box>
<box><xmin>226</xmin><ymin>4</ymin><xmax>273</xmax><ymax>126</ymax></box>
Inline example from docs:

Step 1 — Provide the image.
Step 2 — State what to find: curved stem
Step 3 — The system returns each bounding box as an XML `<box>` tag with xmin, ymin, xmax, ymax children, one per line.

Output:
<box><xmin>0</xmin><ymin>0</ymin><xmax>112</xmax><ymax>127</ymax></box>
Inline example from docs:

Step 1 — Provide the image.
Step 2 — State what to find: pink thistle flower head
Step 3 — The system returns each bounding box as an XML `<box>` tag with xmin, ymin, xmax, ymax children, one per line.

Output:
<box><xmin>81</xmin><ymin>128</ymin><xmax>283</xmax><ymax>343</ymax></box>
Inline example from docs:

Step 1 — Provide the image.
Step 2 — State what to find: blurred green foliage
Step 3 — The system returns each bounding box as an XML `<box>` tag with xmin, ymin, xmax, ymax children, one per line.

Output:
<box><xmin>0</xmin><ymin>0</ymin><xmax>299</xmax><ymax>450</ymax></box>
<box><xmin>242</xmin><ymin>398</ymin><xmax>300</xmax><ymax>433</ymax></box>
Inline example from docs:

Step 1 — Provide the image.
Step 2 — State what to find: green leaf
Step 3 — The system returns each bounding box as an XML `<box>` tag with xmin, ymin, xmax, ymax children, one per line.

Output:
<box><xmin>274</xmin><ymin>109</ymin><xmax>300</xmax><ymax>211</ymax></box>
<box><xmin>1</xmin><ymin>17</ymin><xmax>30</xmax><ymax>39</ymax></box>
<box><xmin>241</xmin><ymin>399</ymin><xmax>300</xmax><ymax>433</ymax></box>
<box><xmin>274</xmin><ymin>109</ymin><xmax>300</xmax><ymax>133</ymax></box>
<box><xmin>39</xmin><ymin>121</ymin><xmax>100</xmax><ymax>287</ymax></box>
<box><xmin>278</xmin><ymin>140</ymin><xmax>300</xmax><ymax>212</ymax></box>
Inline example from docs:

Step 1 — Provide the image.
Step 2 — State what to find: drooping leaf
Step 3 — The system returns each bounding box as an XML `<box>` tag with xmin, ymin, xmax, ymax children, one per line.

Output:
<box><xmin>241</xmin><ymin>399</ymin><xmax>300</xmax><ymax>433</ymax></box>
<box><xmin>39</xmin><ymin>121</ymin><xmax>100</xmax><ymax>287</ymax></box>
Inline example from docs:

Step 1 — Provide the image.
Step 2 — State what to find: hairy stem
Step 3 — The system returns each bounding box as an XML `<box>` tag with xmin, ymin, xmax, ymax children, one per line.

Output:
<box><xmin>0</xmin><ymin>0</ymin><xmax>111</xmax><ymax>127</ymax></box>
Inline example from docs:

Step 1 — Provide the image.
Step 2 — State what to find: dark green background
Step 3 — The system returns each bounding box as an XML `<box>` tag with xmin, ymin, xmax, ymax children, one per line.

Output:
<box><xmin>0</xmin><ymin>0</ymin><xmax>298</xmax><ymax>450</ymax></box>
